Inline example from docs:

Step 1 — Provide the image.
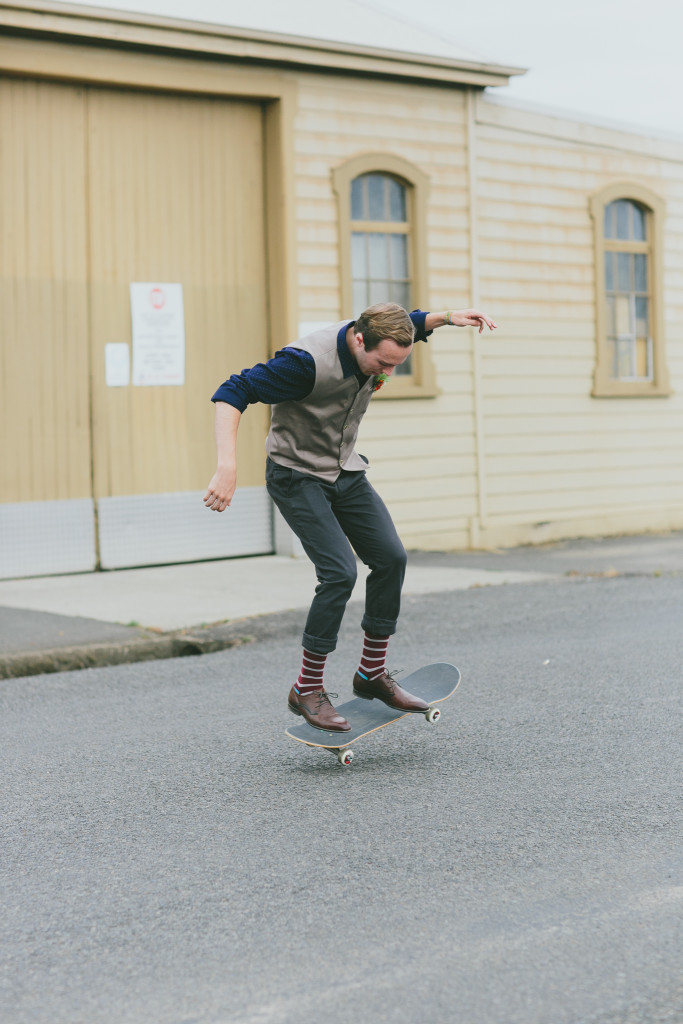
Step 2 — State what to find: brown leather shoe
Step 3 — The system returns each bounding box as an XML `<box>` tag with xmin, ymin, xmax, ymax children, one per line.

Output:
<box><xmin>288</xmin><ymin>687</ymin><xmax>351</xmax><ymax>732</ymax></box>
<box><xmin>352</xmin><ymin>671</ymin><xmax>429</xmax><ymax>713</ymax></box>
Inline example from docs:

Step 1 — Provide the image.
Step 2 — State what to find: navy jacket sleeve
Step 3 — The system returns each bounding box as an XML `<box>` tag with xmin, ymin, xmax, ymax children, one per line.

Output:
<box><xmin>211</xmin><ymin>348</ymin><xmax>316</xmax><ymax>412</ymax></box>
<box><xmin>410</xmin><ymin>309</ymin><xmax>432</xmax><ymax>342</ymax></box>
<box><xmin>212</xmin><ymin>310</ymin><xmax>432</xmax><ymax>410</ymax></box>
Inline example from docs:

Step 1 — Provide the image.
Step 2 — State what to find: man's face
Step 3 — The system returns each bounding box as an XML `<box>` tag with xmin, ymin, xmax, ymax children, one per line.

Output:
<box><xmin>353</xmin><ymin>335</ymin><xmax>412</xmax><ymax>377</ymax></box>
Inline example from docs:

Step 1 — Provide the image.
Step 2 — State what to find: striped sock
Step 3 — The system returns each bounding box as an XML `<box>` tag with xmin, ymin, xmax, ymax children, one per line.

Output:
<box><xmin>357</xmin><ymin>632</ymin><xmax>390</xmax><ymax>681</ymax></box>
<box><xmin>294</xmin><ymin>649</ymin><xmax>327</xmax><ymax>695</ymax></box>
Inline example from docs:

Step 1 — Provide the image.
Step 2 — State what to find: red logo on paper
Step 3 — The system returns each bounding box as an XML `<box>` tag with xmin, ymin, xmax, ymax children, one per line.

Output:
<box><xmin>149</xmin><ymin>287</ymin><xmax>166</xmax><ymax>310</ymax></box>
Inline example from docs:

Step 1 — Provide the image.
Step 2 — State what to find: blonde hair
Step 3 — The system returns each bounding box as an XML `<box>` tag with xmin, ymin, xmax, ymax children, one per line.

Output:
<box><xmin>355</xmin><ymin>303</ymin><xmax>414</xmax><ymax>350</ymax></box>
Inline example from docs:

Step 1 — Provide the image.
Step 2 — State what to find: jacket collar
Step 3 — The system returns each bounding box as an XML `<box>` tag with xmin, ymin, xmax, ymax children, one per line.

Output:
<box><xmin>337</xmin><ymin>321</ymin><xmax>357</xmax><ymax>379</ymax></box>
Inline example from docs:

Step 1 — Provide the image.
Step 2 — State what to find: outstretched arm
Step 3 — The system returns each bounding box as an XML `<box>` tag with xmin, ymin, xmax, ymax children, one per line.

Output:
<box><xmin>425</xmin><ymin>309</ymin><xmax>498</xmax><ymax>334</ymax></box>
<box><xmin>205</xmin><ymin>348</ymin><xmax>317</xmax><ymax>512</ymax></box>
<box><xmin>203</xmin><ymin>402</ymin><xmax>242</xmax><ymax>512</ymax></box>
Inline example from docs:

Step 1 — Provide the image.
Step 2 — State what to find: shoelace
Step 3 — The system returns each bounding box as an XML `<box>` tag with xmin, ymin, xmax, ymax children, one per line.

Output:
<box><xmin>305</xmin><ymin>691</ymin><xmax>339</xmax><ymax>715</ymax></box>
<box><xmin>293</xmin><ymin>691</ymin><xmax>339</xmax><ymax>717</ymax></box>
<box><xmin>384</xmin><ymin>669</ymin><xmax>404</xmax><ymax>694</ymax></box>
<box><xmin>360</xmin><ymin>670</ymin><xmax>402</xmax><ymax>693</ymax></box>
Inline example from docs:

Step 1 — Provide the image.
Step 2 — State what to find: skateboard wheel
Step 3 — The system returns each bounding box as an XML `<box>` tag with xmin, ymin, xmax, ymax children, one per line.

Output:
<box><xmin>337</xmin><ymin>749</ymin><xmax>354</xmax><ymax>766</ymax></box>
<box><xmin>425</xmin><ymin>707</ymin><xmax>441</xmax><ymax>724</ymax></box>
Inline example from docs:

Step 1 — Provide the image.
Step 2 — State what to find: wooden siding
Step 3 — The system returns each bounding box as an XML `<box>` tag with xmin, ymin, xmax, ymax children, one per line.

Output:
<box><xmin>293</xmin><ymin>75</ymin><xmax>475</xmax><ymax>549</ymax></box>
<box><xmin>291</xmin><ymin>79</ymin><xmax>683</xmax><ymax>550</ymax></box>
<box><xmin>474</xmin><ymin>100</ymin><xmax>683</xmax><ymax>542</ymax></box>
<box><xmin>0</xmin><ymin>77</ymin><xmax>92</xmax><ymax>503</ymax></box>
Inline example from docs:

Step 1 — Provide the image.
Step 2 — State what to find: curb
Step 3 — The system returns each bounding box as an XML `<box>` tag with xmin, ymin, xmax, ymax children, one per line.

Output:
<box><xmin>0</xmin><ymin>607</ymin><xmax>305</xmax><ymax>681</ymax></box>
<box><xmin>0</xmin><ymin>629</ymin><xmax>253</xmax><ymax>681</ymax></box>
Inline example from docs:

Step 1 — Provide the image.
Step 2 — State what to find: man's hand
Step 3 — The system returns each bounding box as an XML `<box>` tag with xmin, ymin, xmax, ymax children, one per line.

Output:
<box><xmin>446</xmin><ymin>308</ymin><xmax>498</xmax><ymax>333</ymax></box>
<box><xmin>203</xmin><ymin>465</ymin><xmax>236</xmax><ymax>512</ymax></box>
<box><xmin>204</xmin><ymin>402</ymin><xmax>242</xmax><ymax>511</ymax></box>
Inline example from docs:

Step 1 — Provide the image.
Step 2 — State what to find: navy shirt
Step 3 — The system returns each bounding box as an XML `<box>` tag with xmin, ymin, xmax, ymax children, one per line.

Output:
<box><xmin>211</xmin><ymin>310</ymin><xmax>431</xmax><ymax>411</ymax></box>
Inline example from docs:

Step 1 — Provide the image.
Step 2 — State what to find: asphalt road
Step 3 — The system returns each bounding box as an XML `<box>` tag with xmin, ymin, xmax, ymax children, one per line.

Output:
<box><xmin>1</xmin><ymin>574</ymin><xmax>682</xmax><ymax>1024</ymax></box>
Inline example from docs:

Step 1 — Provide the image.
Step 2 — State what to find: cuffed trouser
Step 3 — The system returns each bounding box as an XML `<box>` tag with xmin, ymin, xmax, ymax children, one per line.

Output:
<box><xmin>265</xmin><ymin>458</ymin><xmax>407</xmax><ymax>656</ymax></box>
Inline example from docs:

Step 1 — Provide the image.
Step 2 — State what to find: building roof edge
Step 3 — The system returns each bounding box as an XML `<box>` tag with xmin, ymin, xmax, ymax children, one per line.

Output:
<box><xmin>0</xmin><ymin>0</ymin><xmax>527</xmax><ymax>86</ymax></box>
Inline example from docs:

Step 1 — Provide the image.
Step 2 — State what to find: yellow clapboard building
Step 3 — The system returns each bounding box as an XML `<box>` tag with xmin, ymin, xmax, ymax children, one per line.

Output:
<box><xmin>1</xmin><ymin>1</ymin><xmax>681</xmax><ymax>577</ymax></box>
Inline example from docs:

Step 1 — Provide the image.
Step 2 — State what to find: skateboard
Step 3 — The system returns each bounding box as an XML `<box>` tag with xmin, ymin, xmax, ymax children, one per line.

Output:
<box><xmin>285</xmin><ymin>662</ymin><xmax>460</xmax><ymax>766</ymax></box>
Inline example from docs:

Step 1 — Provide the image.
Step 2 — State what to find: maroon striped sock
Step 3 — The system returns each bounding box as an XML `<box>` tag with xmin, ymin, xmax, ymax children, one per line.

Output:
<box><xmin>357</xmin><ymin>632</ymin><xmax>390</xmax><ymax>681</ymax></box>
<box><xmin>294</xmin><ymin>649</ymin><xmax>327</xmax><ymax>695</ymax></box>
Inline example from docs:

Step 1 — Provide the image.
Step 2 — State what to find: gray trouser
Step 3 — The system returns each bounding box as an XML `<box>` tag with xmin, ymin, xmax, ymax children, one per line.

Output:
<box><xmin>265</xmin><ymin>458</ymin><xmax>407</xmax><ymax>655</ymax></box>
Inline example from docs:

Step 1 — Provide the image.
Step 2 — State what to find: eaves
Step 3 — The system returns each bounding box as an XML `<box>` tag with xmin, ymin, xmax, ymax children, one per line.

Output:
<box><xmin>0</xmin><ymin>0</ymin><xmax>526</xmax><ymax>88</ymax></box>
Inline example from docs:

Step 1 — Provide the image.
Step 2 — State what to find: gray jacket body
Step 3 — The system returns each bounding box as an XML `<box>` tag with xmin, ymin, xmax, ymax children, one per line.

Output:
<box><xmin>265</xmin><ymin>322</ymin><xmax>374</xmax><ymax>482</ymax></box>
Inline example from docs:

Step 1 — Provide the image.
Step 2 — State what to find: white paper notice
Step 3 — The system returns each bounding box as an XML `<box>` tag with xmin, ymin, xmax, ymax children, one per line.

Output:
<box><xmin>130</xmin><ymin>283</ymin><xmax>185</xmax><ymax>387</ymax></box>
<box><xmin>105</xmin><ymin>343</ymin><xmax>130</xmax><ymax>387</ymax></box>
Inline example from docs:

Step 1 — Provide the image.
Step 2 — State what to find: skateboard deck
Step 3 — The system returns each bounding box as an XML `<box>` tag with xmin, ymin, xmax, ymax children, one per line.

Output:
<box><xmin>285</xmin><ymin>662</ymin><xmax>460</xmax><ymax>765</ymax></box>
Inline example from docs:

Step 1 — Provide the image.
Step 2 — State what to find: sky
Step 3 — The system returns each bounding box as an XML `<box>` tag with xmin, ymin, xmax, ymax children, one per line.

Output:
<box><xmin>57</xmin><ymin>0</ymin><xmax>682</xmax><ymax>138</ymax></box>
<box><xmin>369</xmin><ymin>0</ymin><xmax>682</xmax><ymax>137</ymax></box>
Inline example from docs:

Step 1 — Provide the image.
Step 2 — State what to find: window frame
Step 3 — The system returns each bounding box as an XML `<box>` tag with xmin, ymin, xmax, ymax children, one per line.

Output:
<box><xmin>332</xmin><ymin>153</ymin><xmax>437</xmax><ymax>399</ymax></box>
<box><xmin>590</xmin><ymin>182</ymin><xmax>669</xmax><ymax>398</ymax></box>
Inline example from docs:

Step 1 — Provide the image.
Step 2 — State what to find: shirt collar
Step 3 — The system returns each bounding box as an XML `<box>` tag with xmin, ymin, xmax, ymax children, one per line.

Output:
<box><xmin>337</xmin><ymin>321</ymin><xmax>357</xmax><ymax>379</ymax></box>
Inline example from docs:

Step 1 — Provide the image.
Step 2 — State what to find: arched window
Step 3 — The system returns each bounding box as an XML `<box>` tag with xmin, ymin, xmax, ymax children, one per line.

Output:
<box><xmin>591</xmin><ymin>184</ymin><xmax>669</xmax><ymax>397</ymax></box>
<box><xmin>333</xmin><ymin>153</ymin><xmax>437</xmax><ymax>398</ymax></box>
<box><xmin>350</xmin><ymin>172</ymin><xmax>411</xmax><ymax>313</ymax></box>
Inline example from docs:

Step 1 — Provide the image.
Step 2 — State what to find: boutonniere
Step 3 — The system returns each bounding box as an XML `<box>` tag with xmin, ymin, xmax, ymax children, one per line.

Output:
<box><xmin>372</xmin><ymin>373</ymin><xmax>389</xmax><ymax>392</ymax></box>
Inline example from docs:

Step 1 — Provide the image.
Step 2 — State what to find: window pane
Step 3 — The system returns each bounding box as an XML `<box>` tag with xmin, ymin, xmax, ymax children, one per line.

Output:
<box><xmin>394</xmin><ymin>353</ymin><xmax>412</xmax><ymax>377</ymax></box>
<box><xmin>635</xmin><ymin>296</ymin><xmax>649</xmax><ymax>338</ymax></box>
<box><xmin>606</xmin><ymin>198</ymin><xmax>647</xmax><ymax>241</ymax></box>
<box><xmin>389</xmin><ymin>280</ymin><xmax>410</xmax><ymax>308</ymax></box>
<box><xmin>608</xmin><ymin>338</ymin><xmax>618</xmax><ymax>377</ymax></box>
<box><xmin>368</xmin><ymin>233</ymin><xmax>389</xmax><ymax>278</ymax></box>
<box><xmin>388</xmin><ymin>178</ymin><xmax>406</xmax><ymax>221</ymax></box>
<box><xmin>604</xmin><ymin>202</ymin><xmax>615</xmax><ymax>239</ymax></box>
<box><xmin>390</xmin><ymin>234</ymin><xmax>409</xmax><ymax>279</ymax></box>
<box><xmin>615</xmin><ymin>200</ymin><xmax>631</xmax><ymax>240</ymax></box>
<box><xmin>351</xmin><ymin>177</ymin><xmax>365</xmax><ymax>220</ymax></box>
<box><xmin>617</xmin><ymin>252</ymin><xmax>631</xmax><ymax>293</ymax></box>
<box><xmin>351</xmin><ymin>233</ymin><xmax>367</xmax><ymax>279</ymax></box>
<box><xmin>615</xmin><ymin>295</ymin><xmax>632</xmax><ymax>336</ymax></box>
<box><xmin>353</xmin><ymin>280</ymin><xmax>368</xmax><ymax>317</ymax></box>
<box><xmin>632</xmin><ymin>203</ymin><xmax>646</xmax><ymax>241</ymax></box>
<box><xmin>616</xmin><ymin>339</ymin><xmax>634</xmax><ymax>378</ymax></box>
<box><xmin>604</xmin><ymin>251</ymin><xmax>614</xmax><ymax>292</ymax></box>
<box><xmin>634</xmin><ymin>253</ymin><xmax>647</xmax><ymax>293</ymax></box>
<box><xmin>369</xmin><ymin>279</ymin><xmax>389</xmax><ymax>304</ymax></box>
<box><xmin>605</xmin><ymin>295</ymin><xmax>616</xmax><ymax>337</ymax></box>
<box><xmin>367</xmin><ymin>175</ymin><xmax>386</xmax><ymax>220</ymax></box>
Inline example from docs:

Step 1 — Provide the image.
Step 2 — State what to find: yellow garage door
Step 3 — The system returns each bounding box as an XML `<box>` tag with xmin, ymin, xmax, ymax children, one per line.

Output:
<box><xmin>88</xmin><ymin>87</ymin><xmax>272</xmax><ymax>568</ymax></box>
<box><xmin>0</xmin><ymin>78</ymin><xmax>273</xmax><ymax>577</ymax></box>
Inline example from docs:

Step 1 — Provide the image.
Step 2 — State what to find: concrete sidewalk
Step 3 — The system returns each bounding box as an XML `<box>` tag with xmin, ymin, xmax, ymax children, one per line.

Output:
<box><xmin>1</xmin><ymin>530</ymin><xmax>681</xmax><ymax>679</ymax></box>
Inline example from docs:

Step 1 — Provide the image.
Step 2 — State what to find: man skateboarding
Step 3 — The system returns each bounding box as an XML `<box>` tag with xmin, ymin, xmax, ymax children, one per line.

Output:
<box><xmin>204</xmin><ymin>303</ymin><xmax>497</xmax><ymax>733</ymax></box>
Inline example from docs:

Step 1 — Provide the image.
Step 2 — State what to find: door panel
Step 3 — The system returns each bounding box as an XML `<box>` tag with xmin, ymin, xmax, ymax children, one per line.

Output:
<box><xmin>86</xmin><ymin>88</ymin><xmax>273</xmax><ymax>565</ymax></box>
<box><xmin>87</xmin><ymin>87</ymin><xmax>270</xmax><ymax>498</ymax></box>
<box><xmin>0</xmin><ymin>77</ymin><xmax>96</xmax><ymax>578</ymax></box>
<box><xmin>0</xmin><ymin>77</ymin><xmax>91</xmax><ymax>504</ymax></box>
